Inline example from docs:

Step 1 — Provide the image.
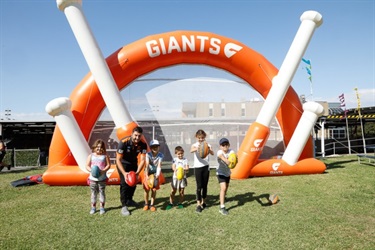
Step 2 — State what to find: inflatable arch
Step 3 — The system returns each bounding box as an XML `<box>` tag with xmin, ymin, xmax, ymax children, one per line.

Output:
<box><xmin>43</xmin><ymin>30</ymin><xmax>326</xmax><ymax>186</ymax></box>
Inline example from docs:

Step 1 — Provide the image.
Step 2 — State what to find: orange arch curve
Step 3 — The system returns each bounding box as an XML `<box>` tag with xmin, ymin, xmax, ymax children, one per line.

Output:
<box><xmin>43</xmin><ymin>30</ymin><xmax>312</xmax><ymax>185</ymax></box>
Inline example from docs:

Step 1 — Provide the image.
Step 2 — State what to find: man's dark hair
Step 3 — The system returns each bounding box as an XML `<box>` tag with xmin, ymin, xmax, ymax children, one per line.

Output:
<box><xmin>133</xmin><ymin>126</ymin><xmax>143</xmax><ymax>134</ymax></box>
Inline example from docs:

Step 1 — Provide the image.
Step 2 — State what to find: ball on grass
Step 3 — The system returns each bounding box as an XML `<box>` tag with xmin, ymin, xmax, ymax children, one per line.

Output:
<box><xmin>269</xmin><ymin>194</ymin><xmax>279</xmax><ymax>205</ymax></box>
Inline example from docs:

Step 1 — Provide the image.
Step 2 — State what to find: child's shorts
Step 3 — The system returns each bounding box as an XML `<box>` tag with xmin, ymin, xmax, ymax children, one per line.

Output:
<box><xmin>217</xmin><ymin>174</ymin><xmax>230</xmax><ymax>184</ymax></box>
<box><xmin>171</xmin><ymin>177</ymin><xmax>187</xmax><ymax>190</ymax></box>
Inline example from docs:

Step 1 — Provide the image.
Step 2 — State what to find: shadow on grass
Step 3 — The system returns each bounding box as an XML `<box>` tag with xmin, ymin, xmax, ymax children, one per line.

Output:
<box><xmin>357</xmin><ymin>162</ymin><xmax>375</xmax><ymax>167</ymax></box>
<box><xmin>325</xmin><ymin>160</ymin><xmax>353</xmax><ymax>170</ymax></box>
<box><xmin>105</xmin><ymin>191</ymin><xmax>276</xmax><ymax>213</ymax></box>
<box><xmin>105</xmin><ymin>169</ymin><xmax>277</xmax><ymax>213</ymax></box>
<box><xmin>226</xmin><ymin>192</ymin><xmax>275</xmax><ymax>209</ymax></box>
<box><xmin>158</xmin><ymin>191</ymin><xmax>275</xmax><ymax>211</ymax></box>
<box><xmin>156</xmin><ymin>194</ymin><xmax>198</xmax><ymax>210</ymax></box>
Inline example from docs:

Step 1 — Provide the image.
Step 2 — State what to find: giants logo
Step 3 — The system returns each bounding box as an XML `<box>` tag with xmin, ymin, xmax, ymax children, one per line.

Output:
<box><xmin>106</xmin><ymin>169</ymin><xmax>119</xmax><ymax>183</ymax></box>
<box><xmin>146</xmin><ymin>35</ymin><xmax>242</xmax><ymax>58</ymax></box>
<box><xmin>270</xmin><ymin>162</ymin><xmax>283</xmax><ymax>175</ymax></box>
<box><xmin>250</xmin><ymin>139</ymin><xmax>263</xmax><ymax>152</ymax></box>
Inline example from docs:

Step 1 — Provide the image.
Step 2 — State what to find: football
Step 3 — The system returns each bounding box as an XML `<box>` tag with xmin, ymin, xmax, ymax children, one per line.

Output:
<box><xmin>227</xmin><ymin>152</ymin><xmax>238</xmax><ymax>169</ymax></box>
<box><xmin>176</xmin><ymin>167</ymin><xmax>184</xmax><ymax>180</ymax></box>
<box><xmin>198</xmin><ymin>141</ymin><xmax>209</xmax><ymax>158</ymax></box>
<box><xmin>148</xmin><ymin>174</ymin><xmax>155</xmax><ymax>189</ymax></box>
<box><xmin>126</xmin><ymin>171</ymin><xmax>137</xmax><ymax>187</ymax></box>
<box><xmin>269</xmin><ymin>194</ymin><xmax>280</xmax><ymax>205</ymax></box>
<box><xmin>91</xmin><ymin>165</ymin><xmax>100</xmax><ymax>178</ymax></box>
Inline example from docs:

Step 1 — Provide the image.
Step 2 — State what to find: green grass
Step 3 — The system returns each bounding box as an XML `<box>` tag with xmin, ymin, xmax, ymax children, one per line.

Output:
<box><xmin>0</xmin><ymin>155</ymin><xmax>374</xmax><ymax>249</ymax></box>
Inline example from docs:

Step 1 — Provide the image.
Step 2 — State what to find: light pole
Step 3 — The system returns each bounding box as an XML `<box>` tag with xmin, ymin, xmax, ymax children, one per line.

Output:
<box><xmin>354</xmin><ymin>88</ymin><xmax>366</xmax><ymax>154</ymax></box>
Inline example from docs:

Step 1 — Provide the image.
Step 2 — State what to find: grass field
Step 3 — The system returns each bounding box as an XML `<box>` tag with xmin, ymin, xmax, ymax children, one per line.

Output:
<box><xmin>0</xmin><ymin>155</ymin><xmax>374</xmax><ymax>249</ymax></box>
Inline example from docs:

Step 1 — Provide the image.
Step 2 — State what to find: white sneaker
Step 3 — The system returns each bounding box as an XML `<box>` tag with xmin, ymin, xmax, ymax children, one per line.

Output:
<box><xmin>89</xmin><ymin>208</ymin><xmax>96</xmax><ymax>215</ymax></box>
<box><xmin>219</xmin><ymin>207</ymin><xmax>228</xmax><ymax>215</ymax></box>
<box><xmin>100</xmin><ymin>208</ymin><xmax>105</xmax><ymax>215</ymax></box>
<box><xmin>121</xmin><ymin>206</ymin><xmax>130</xmax><ymax>216</ymax></box>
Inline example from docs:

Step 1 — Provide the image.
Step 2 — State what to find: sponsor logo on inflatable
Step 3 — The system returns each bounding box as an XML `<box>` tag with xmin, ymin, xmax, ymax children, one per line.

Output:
<box><xmin>250</xmin><ymin>138</ymin><xmax>263</xmax><ymax>152</ymax></box>
<box><xmin>270</xmin><ymin>162</ymin><xmax>283</xmax><ymax>175</ymax></box>
<box><xmin>106</xmin><ymin>169</ymin><xmax>119</xmax><ymax>183</ymax></box>
<box><xmin>146</xmin><ymin>35</ymin><xmax>243</xmax><ymax>58</ymax></box>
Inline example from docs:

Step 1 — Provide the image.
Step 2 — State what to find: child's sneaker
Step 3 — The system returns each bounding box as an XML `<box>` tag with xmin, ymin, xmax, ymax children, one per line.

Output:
<box><xmin>166</xmin><ymin>203</ymin><xmax>173</xmax><ymax>210</ymax></box>
<box><xmin>202</xmin><ymin>203</ymin><xmax>207</xmax><ymax>209</ymax></box>
<box><xmin>143</xmin><ymin>204</ymin><xmax>149</xmax><ymax>211</ymax></box>
<box><xmin>177</xmin><ymin>203</ymin><xmax>184</xmax><ymax>209</ymax></box>
<box><xmin>99</xmin><ymin>208</ymin><xmax>105</xmax><ymax>215</ymax></box>
<box><xmin>219</xmin><ymin>207</ymin><xmax>229</xmax><ymax>215</ymax></box>
<box><xmin>196</xmin><ymin>205</ymin><xmax>202</xmax><ymax>213</ymax></box>
<box><xmin>90</xmin><ymin>207</ymin><xmax>96</xmax><ymax>215</ymax></box>
<box><xmin>150</xmin><ymin>205</ymin><xmax>156</xmax><ymax>212</ymax></box>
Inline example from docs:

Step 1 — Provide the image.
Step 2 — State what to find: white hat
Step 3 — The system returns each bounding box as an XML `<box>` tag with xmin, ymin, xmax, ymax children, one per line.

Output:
<box><xmin>150</xmin><ymin>140</ymin><xmax>160</xmax><ymax>146</ymax></box>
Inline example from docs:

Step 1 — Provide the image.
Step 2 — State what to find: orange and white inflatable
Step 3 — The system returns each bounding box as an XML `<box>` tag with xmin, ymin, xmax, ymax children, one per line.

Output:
<box><xmin>43</xmin><ymin>1</ymin><xmax>326</xmax><ymax>186</ymax></box>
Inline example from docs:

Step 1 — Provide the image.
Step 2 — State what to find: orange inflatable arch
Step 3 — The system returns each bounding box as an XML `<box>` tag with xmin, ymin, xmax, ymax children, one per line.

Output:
<box><xmin>43</xmin><ymin>30</ymin><xmax>314</xmax><ymax>186</ymax></box>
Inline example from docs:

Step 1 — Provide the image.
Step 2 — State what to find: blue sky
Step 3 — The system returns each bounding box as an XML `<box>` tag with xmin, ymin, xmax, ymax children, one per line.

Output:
<box><xmin>0</xmin><ymin>0</ymin><xmax>374</xmax><ymax>121</ymax></box>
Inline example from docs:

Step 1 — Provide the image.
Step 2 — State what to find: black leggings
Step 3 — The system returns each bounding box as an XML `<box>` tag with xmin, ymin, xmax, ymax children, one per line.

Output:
<box><xmin>118</xmin><ymin>164</ymin><xmax>137</xmax><ymax>207</ymax></box>
<box><xmin>194</xmin><ymin>165</ymin><xmax>210</xmax><ymax>202</ymax></box>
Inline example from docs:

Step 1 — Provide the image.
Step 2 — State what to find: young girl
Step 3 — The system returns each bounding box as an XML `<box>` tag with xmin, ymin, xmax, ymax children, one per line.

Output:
<box><xmin>86</xmin><ymin>139</ymin><xmax>111</xmax><ymax>215</ymax></box>
<box><xmin>216</xmin><ymin>138</ymin><xmax>235</xmax><ymax>215</ymax></box>
<box><xmin>166</xmin><ymin>146</ymin><xmax>189</xmax><ymax>210</ymax></box>
<box><xmin>143</xmin><ymin>139</ymin><xmax>164</xmax><ymax>212</ymax></box>
<box><xmin>190</xmin><ymin>129</ymin><xmax>214</xmax><ymax>213</ymax></box>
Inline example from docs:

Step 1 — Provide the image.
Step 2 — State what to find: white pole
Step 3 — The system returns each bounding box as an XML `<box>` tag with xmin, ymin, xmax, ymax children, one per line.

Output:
<box><xmin>257</xmin><ymin>11</ymin><xmax>323</xmax><ymax>127</ymax></box>
<box><xmin>56</xmin><ymin>0</ymin><xmax>132</xmax><ymax>129</ymax></box>
<box><xmin>321</xmin><ymin>119</ymin><xmax>325</xmax><ymax>157</ymax></box>
<box><xmin>359</xmin><ymin>115</ymin><xmax>367</xmax><ymax>154</ymax></box>
<box><xmin>282</xmin><ymin>101</ymin><xmax>324</xmax><ymax>165</ymax></box>
<box><xmin>345</xmin><ymin>116</ymin><xmax>351</xmax><ymax>154</ymax></box>
<box><xmin>45</xmin><ymin>97</ymin><xmax>91</xmax><ymax>171</ymax></box>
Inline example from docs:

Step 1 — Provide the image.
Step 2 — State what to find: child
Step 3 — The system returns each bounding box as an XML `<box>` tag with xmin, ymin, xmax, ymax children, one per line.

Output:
<box><xmin>143</xmin><ymin>139</ymin><xmax>164</xmax><ymax>212</ymax></box>
<box><xmin>166</xmin><ymin>146</ymin><xmax>189</xmax><ymax>210</ymax></box>
<box><xmin>216</xmin><ymin>138</ymin><xmax>235</xmax><ymax>215</ymax></box>
<box><xmin>86</xmin><ymin>139</ymin><xmax>111</xmax><ymax>215</ymax></box>
<box><xmin>190</xmin><ymin>129</ymin><xmax>214</xmax><ymax>213</ymax></box>
<box><xmin>0</xmin><ymin>139</ymin><xmax>8</xmax><ymax>171</ymax></box>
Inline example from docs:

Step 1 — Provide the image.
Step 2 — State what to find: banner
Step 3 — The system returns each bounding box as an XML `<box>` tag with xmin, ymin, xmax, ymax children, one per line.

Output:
<box><xmin>354</xmin><ymin>88</ymin><xmax>362</xmax><ymax>118</ymax></box>
<box><xmin>338</xmin><ymin>93</ymin><xmax>348</xmax><ymax>117</ymax></box>
<box><xmin>302</xmin><ymin>58</ymin><xmax>312</xmax><ymax>82</ymax></box>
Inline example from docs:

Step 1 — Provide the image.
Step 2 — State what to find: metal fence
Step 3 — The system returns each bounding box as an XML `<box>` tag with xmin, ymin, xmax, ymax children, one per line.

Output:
<box><xmin>3</xmin><ymin>149</ymin><xmax>43</xmax><ymax>167</ymax></box>
<box><xmin>315</xmin><ymin>137</ymin><xmax>375</xmax><ymax>156</ymax></box>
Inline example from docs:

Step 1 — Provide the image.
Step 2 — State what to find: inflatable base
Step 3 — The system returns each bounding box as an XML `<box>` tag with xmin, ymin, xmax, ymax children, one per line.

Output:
<box><xmin>244</xmin><ymin>158</ymin><xmax>326</xmax><ymax>177</ymax></box>
<box><xmin>43</xmin><ymin>165</ymin><xmax>166</xmax><ymax>186</ymax></box>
